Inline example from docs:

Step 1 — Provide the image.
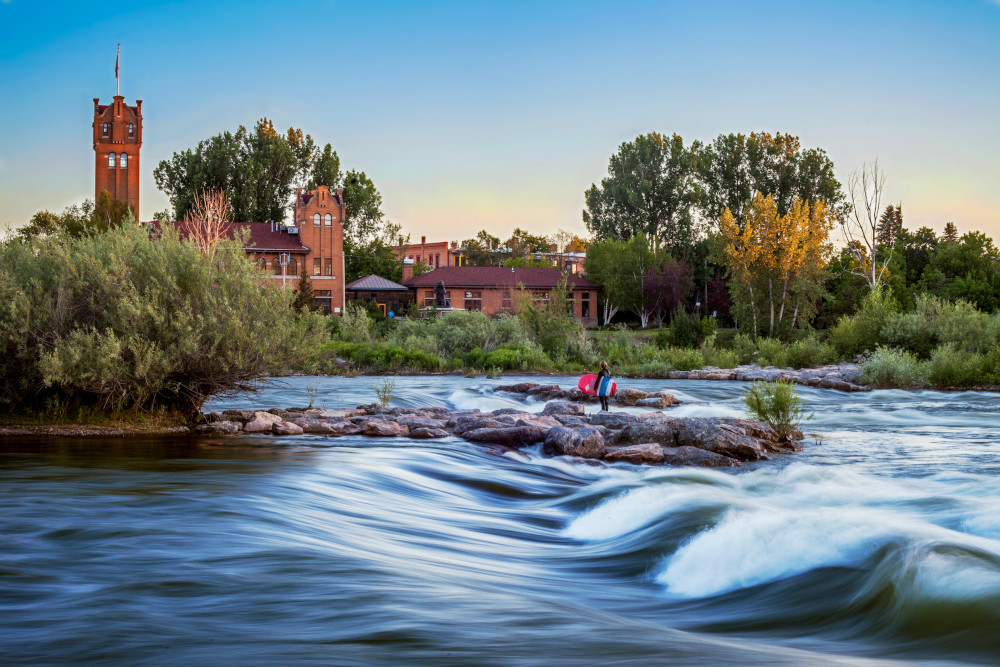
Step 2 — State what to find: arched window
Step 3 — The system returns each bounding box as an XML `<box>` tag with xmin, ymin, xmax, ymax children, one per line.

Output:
<box><xmin>272</xmin><ymin>258</ymin><xmax>282</xmax><ymax>275</ymax></box>
<box><xmin>313</xmin><ymin>214</ymin><xmax>321</xmax><ymax>226</ymax></box>
<box><xmin>128</xmin><ymin>123</ymin><xmax>134</xmax><ymax>137</ymax></box>
<box><xmin>324</xmin><ymin>213</ymin><xmax>332</xmax><ymax>226</ymax></box>
<box><xmin>108</xmin><ymin>153</ymin><xmax>116</xmax><ymax>167</ymax></box>
<box><xmin>120</xmin><ymin>153</ymin><xmax>127</xmax><ymax>168</ymax></box>
<box><xmin>288</xmin><ymin>258</ymin><xmax>298</xmax><ymax>275</ymax></box>
<box><xmin>259</xmin><ymin>256</ymin><xmax>267</xmax><ymax>271</ymax></box>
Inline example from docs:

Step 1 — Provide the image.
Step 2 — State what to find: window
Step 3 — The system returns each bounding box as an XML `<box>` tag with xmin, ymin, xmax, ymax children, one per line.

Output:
<box><xmin>566</xmin><ymin>292</ymin><xmax>576</xmax><ymax>316</ymax></box>
<box><xmin>464</xmin><ymin>290</ymin><xmax>482</xmax><ymax>311</ymax></box>
<box><xmin>435</xmin><ymin>254</ymin><xmax>440</xmax><ymax>268</ymax></box>
<box><xmin>288</xmin><ymin>258</ymin><xmax>297</xmax><ymax>275</ymax></box>
<box><xmin>324</xmin><ymin>213</ymin><xmax>332</xmax><ymax>226</ymax></box>
<box><xmin>533</xmin><ymin>291</ymin><xmax>550</xmax><ymax>306</ymax></box>
<box><xmin>315</xmin><ymin>289</ymin><xmax>332</xmax><ymax>315</ymax></box>
<box><xmin>581</xmin><ymin>291</ymin><xmax>591</xmax><ymax>318</ymax></box>
<box><xmin>313</xmin><ymin>259</ymin><xmax>321</xmax><ymax>275</ymax></box>
<box><xmin>128</xmin><ymin>123</ymin><xmax>134</xmax><ymax>137</ymax></box>
<box><xmin>313</xmin><ymin>214</ymin><xmax>321</xmax><ymax>226</ymax></box>
<box><xmin>108</xmin><ymin>153</ymin><xmax>115</xmax><ymax>167</ymax></box>
<box><xmin>103</xmin><ymin>123</ymin><xmax>109</xmax><ymax>136</ymax></box>
<box><xmin>258</xmin><ymin>256</ymin><xmax>268</xmax><ymax>272</ymax></box>
<box><xmin>272</xmin><ymin>258</ymin><xmax>282</xmax><ymax>275</ymax></box>
<box><xmin>120</xmin><ymin>153</ymin><xmax>127</xmax><ymax>168</ymax></box>
<box><xmin>501</xmin><ymin>291</ymin><xmax>512</xmax><ymax>312</ymax></box>
<box><xmin>324</xmin><ymin>258</ymin><xmax>332</xmax><ymax>276</ymax></box>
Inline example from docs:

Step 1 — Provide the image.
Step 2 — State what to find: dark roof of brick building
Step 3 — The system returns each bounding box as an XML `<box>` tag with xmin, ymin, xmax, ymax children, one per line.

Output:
<box><xmin>346</xmin><ymin>275</ymin><xmax>410</xmax><ymax>291</ymax></box>
<box><xmin>403</xmin><ymin>266</ymin><xmax>596</xmax><ymax>290</ymax></box>
<box><xmin>152</xmin><ymin>221</ymin><xmax>310</xmax><ymax>253</ymax></box>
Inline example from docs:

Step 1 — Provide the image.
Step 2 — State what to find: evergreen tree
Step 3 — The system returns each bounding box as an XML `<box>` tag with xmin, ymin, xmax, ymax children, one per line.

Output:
<box><xmin>876</xmin><ymin>204</ymin><xmax>903</xmax><ymax>247</ymax></box>
<box><xmin>943</xmin><ymin>222</ymin><xmax>959</xmax><ymax>242</ymax></box>
<box><xmin>292</xmin><ymin>264</ymin><xmax>318</xmax><ymax>311</ymax></box>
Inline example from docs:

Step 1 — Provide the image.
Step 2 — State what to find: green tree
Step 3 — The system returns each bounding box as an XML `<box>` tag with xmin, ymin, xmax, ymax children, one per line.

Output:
<box><xmin>584</xmin><ymin>234</ymin><xmax>664</xmax><ymax>327</ymax></box>
<box><xmin>584</xmin><ymin>133</ymin><xmax>702</xmax><ymax>255</ymax></box>
<box><xmin>460</xmin><ymin>230</ymin><xmax>505</xmax><ymax>266</ymax></box>
<box><xmin>292</xmin><ymin>263</ymin><xmax>318</xmax><ymax>311</ymax></box>
<box><xmin>18</xmin><ymin>192</ymin><xmax>133</xmax><ymax>240</ymax></box>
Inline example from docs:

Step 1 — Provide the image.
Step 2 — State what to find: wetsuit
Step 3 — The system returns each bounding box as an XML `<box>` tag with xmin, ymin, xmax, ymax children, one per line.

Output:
<box><xmin>596</xmin><ymin>368</ymin><xmax>611</xmax><ymax>411</ymax></box>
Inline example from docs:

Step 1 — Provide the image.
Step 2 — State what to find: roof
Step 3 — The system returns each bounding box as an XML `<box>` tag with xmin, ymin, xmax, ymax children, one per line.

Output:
<box><xmin>346</xmin><ymin>275</ymin><xmax>410</xmax><ymax>291</ymax></box>
<box><xmin>152</xmin><ymin>221</ymin><xmax>310</xmax><ymax>253</ymax></box>
<box><xmin>403</xmin><ymin>266</ymin><xmax>597</xmax><ymax>290</ymax></box>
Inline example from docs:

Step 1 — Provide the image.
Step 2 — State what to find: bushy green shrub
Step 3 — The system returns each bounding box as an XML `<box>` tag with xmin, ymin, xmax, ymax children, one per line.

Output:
<box><xmin>465</xmin><ymin>343</ymin><xmax>548</xmax><ymax>371</ymax></box>
<box><xmin>663</xmin><ymin>310</ymin><xmax>704</xmax><ymax>348</ymax></box>
<box><xmin>858</xmin><ymin>347</ymin><xmax>929</xmax><ymax>388</ymax></box>
<box><xmin>784</xmin><ymin>335</ymin><xmax>838</xmax><ymax>369</ymax></box>
<box><xmin>634</xmin><ymin>360</ymin><xmax>673</xmax><ymax>377</ymax></box>
<box><xmin>879</xmin><ymin>311</ymin><xmax>936</xmax><ymax>358</ymax></box>
<box><xmin>731</xmin><ymin>333</ymin><xmax>757</xmax><ymax>365</ymax></box>
<box><xmin>598</xmin><ymin>324</ymin><xmax>645</xmax><ymax>366</ymax></box>
<box><xmin>661</xmin><ymin>346</ymin><xmax>705</xmax><ymax>371</ymax></box>
<box><xmin>756</xmin><ymin>337</ymin><xmax>788</xmax><ymax>368</ymax></box>
<box><xmin>927</xmin><ymin>343</ymin><xmax>987</xmax><ymax>387</ymax></box>
<box><xmin>0</xmin><ymin>224</ymin><xmax>326</xmax><ymax>415</ymax></box>
<box><xmin>325</xmin><ymin>341</ymin><xmax>442</xmax><ymax>372</ymax></box>
<box><xmin>829</xmin><ymin>288</ymin><xmax>898</xmax><ymax>356</ymax></box>
<box><xmin>742</xmin><ymin>379</ymin><xmax>811</xmax><ymax>440</ymax></box>
<box><xmin>337</xmin><ymin>302</ymin><xmax>374</xmax><ymax>343</ymax></box>
<box><xmin>700</xmin><ymin>336</ymin><xmax>738</xmax><ymax>369</ymax></box>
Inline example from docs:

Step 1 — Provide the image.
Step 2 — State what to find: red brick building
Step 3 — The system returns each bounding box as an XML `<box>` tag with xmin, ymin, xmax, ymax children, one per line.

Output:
<box><xmin>93</xmin><ymin>96</ymin><xmax>142</xmax><ymax>213</ymax></box>
<box><xmin>402</xmin><ymin>266</ymin><xmax>598</xmax><ymax>326</ymax></box>
<box><xmin>395</xmin><ymin>237</ymin><xmax>464</xmax><ymax>268</ymax></box>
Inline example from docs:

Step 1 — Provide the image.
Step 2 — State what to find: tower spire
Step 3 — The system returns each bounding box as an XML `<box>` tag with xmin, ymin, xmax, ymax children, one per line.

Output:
<box><xmin>115</xmin><ymin>43</ymin><xmax>120</xmax><ymax>96</ymax></box>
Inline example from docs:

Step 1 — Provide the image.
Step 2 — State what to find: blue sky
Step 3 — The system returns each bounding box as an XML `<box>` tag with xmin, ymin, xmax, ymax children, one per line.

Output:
<box><xmin>1</xmin><ymin>0</ymin><xmax>998</xmax><ymax>242</ymax></box>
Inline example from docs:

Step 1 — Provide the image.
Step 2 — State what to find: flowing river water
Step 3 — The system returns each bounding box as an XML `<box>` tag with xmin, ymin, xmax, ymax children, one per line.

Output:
<box><xmin>2</xmin><ymin>376</ymin><xmax>1000</xmax><ymax>666</ymax></box>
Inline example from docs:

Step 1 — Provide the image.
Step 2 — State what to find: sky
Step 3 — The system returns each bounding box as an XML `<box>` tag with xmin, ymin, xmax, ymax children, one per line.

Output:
<box><xmin>1</xmin><ymin>0</ymin><xmax>998</xmax><ymax>243</ymax></box>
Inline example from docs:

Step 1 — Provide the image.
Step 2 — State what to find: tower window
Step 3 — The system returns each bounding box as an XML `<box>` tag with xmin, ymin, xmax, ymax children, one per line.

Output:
<box><xmin>108</xmin><ymin>153</ymin><xmax>116</xmax><ymax>167</ymax></box>
<box><xmin>120</xmin><ymin>153</ymin><xmax>127</xmax><ymax>168</ymax></box>
<box><xmin>313</xmin><ymin>214</ymin><xmax>321</xmax><ymax>226</ymax></box>
<box><xmin>324</xmin><ymin>213</ymin><xmax>332</xmax><ymax>226</ymax></box>
<box><xmin>128</xmin><ymin>123</ymin><xmax>134</xmax><ymax>137</ymax></box>
<box><xmin>103</xmin><ymin>123</ymin><xmax>109</xmax><ymax>136</ymax></box>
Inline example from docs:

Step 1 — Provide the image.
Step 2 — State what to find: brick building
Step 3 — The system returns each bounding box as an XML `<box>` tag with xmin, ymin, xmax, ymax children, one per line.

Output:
<box><xmin>402</xmin><ymin>266</ymin><xmax>598</xmax><ymax>326</ymax></box>
<box><xmin>396</xmin><ymin>237</ymin><xmax>464</xmax><ymax>268</ymax></box>
<box><xmin>93</xmin><ymin>96</ymin><xmax>142</xmax><ymax>213</ymax></box>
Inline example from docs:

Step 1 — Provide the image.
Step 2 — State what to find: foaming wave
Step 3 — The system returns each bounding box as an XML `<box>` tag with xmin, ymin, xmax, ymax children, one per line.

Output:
<box><xmin>446</xmin><ymin>388</ymin><xmax>531</xmax><ymax>413</ymax></box>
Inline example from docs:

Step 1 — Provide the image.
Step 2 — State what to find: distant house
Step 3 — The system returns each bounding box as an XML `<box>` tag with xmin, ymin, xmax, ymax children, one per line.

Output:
<box><xmin>402</xmin><ymin>266</ymin><xmax>598</xmax><ymax>326</ymax></box>
<box><xmin>394</xmin><ymin>236</ymin><xmax>464</xmax><ymax>268</ymax></box>
<box><xmin>345</xmin><ymin>274</ymin><xmax>413</xmax><ymax>316</ymax></box>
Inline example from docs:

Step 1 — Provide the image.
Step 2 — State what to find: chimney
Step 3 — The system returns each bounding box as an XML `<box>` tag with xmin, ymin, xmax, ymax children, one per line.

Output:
<box><xmin>401</xmin><ymin>258</ymin><xmax>414</xmax><ymax>282</ymax></box>
<box><xmin>421</xmin><ymin>235</ymin><xmax>426</xmax><ymax>245</ymax></box>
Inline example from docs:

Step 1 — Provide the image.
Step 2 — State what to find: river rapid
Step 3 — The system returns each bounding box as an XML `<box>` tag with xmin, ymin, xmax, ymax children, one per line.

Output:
<box><xmin>2</xmin><ymin>376</ymin><xmax>1000</xmax><ymax>666</ymax></box>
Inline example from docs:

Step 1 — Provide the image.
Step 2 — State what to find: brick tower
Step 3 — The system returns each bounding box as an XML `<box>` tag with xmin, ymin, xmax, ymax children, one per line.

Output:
<box><xmin>93</xmin><ymin>96</ymin><xmax>142</xmax><ymax>214</ymax></box>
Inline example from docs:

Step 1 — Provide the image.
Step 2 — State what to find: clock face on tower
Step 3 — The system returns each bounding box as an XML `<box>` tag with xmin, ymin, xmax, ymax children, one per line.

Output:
<box><xmin>93</xmin><ymin>95</ymin><xmax>142</xmax><ymax>217</ymax></box>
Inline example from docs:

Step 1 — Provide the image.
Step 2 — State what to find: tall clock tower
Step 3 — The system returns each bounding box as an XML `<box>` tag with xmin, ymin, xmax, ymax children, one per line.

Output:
<box><xmin>93</xmin><ymin>96</ymin><xmax>142</xmax><ymax>214</ymax></box>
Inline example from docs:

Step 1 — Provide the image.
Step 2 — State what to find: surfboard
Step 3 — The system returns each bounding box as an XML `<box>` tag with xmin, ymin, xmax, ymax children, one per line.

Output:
<box><xmin>578</xmin><ymin>374</ymin><xmax>617</xmax><ymax>397</ymax></box>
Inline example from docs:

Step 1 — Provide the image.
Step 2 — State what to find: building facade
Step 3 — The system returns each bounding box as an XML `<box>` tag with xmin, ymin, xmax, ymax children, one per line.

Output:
<box><xmin>93</xmin><ymin>96</ymin><xmax>142</xmax><ymax>213</ymax></box>
<box><xmin>396</xmin><ymin>237</ymin><xmax>464</xmax><ymax>268</ymax></box>
<box><xmin>402</xmin><ymin>266</ymin><xmax>598</xmax><ymax>326</ymax></box>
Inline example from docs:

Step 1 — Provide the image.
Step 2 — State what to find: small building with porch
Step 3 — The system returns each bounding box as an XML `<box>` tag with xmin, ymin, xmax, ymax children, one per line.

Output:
<box><xmin>345</xmin><ymin>275</ymin><xmax>414</xmax><ymax>316</ymax></box>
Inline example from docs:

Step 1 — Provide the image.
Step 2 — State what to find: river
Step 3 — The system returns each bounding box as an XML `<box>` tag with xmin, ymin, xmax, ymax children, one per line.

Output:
<box><xmin>2</xmin><ymin>376</ymin><xmax>1000</xmax><ymax>666</ymax></box>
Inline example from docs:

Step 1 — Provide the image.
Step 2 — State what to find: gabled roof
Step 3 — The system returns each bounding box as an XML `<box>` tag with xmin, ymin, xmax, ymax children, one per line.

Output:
<box><xmin>346</xmin><ymin>275</ymin><xmax>410</xmax><ymax>291</ymax></box>
<box><xmin>152</xmin><ymin>221</ymin><xmax>310</xmax><ymax>253</ymax></box>
<box><xmin>402</xmin><ymin>266</ymin><xmax>597</xmax><ymax>290</ymax></box>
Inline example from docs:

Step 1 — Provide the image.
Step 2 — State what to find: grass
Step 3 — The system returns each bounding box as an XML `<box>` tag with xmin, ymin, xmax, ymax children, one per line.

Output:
<box><xmin>742</xmin><ymin>378</ymin><xmax>812</xmax><ymax>440</ymax></box>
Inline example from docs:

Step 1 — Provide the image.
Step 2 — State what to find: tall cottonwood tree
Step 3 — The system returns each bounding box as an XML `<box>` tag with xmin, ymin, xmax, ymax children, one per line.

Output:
<box><xmin>717</xmin><ymin>194</ymin><xmax>834</xmax><ymax>336</ymax></box>
<box><xmin>584</xmin><ymin>133</ymin><xmax>702</xmax><ymax>255</ymax></box>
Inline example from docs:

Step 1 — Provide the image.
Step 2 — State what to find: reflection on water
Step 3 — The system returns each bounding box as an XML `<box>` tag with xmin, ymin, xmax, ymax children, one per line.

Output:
<box><xmin>1</xmin><ymin>376</ymin><xmax>999</xmax><ymax>665</ymax></box>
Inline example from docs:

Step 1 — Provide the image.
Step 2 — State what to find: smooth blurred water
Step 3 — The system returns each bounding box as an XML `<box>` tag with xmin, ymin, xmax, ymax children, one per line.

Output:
<box><xmin>2</xmin><ymin>375</ymin><xmax>999</xmax><ymax>666</ymax></box>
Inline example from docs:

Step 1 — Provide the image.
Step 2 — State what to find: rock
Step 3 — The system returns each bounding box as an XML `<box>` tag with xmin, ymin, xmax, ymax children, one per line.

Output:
<box><xmin>588</xmin><ymin>412</ymin><xmax>638</xmax><ymax>429</ymax></box>
<box><xmin>675</xmin><ymin>419</ymin><xmax>768</xmax><ymax>461</ymax></box>
<box><xmin>363</xmin><ymin>421</ymin><xmax>408</xmax><ymax>437</ymax></box>
<box><xmin>542</xmin><ymin>426</ymin><xmax>606</xmax><ymax>459</ymax></box>
<box><xmin>513</xmin><ymin>414</ymin><xmax>562</xmax><ymax>430</ymax></box>
<box><xmin>292</xmin><ymin>419</ymin><xmax>339</xmax><ymax>435</ymax></box>
<box><xmin>553</xmin><ymin>414</ymin><xmax>588</xmax><ymax>427</ymax></box>
<box><xmin>254</xmin><ymin>411</ymin><xmax>283</xmax><ymax>424</ymax></box>
<box><xmin>409</xmin><ymin>427</ymin><xmax>449</xmax><ymax>439</ymax></box>
<box><xmin>272</xmin><ymin>421</ymin><xmax>304</xmax><ymax>436</ymax></box>
<box><xmin>319</xmin><ymin>408</ymin><xmax>366</xmax><ymax>419</ymax></box>
<box><xmin>541</xmin><ymin>401</ymin><xmax>585</xmax><ymax>416</ymax></box>
<box><xmin>495</xmin><ymin>382</ymin><xmax>540</xmax><ymax>393</ymax></box>
<box><xmin>635</xmin><ymin>397</ymin><xmax>670</xmax><ymax>409</ymax></box>
<box><xmin>463</xmin><ymin>425</ymin><xmax>548</xmax><ymax>448</ymax></box>
<box><xmin>620</xmin><ymin>419</ymin><xmax>678</xmax><ymax>447</ymax></box>
<box><xmin>604</xmin><ymin>443</ymin><xmax>666</xmax><ymax>464</ymax></box>
<box><xmin>668</xmin><ymin>446</ymin><xmax>741</xmax><ymax>468</ymax></box>
<box><xmin>195</xmin><ymin>420</ymin><xmax>242</xmax><ymax>434</ymax></box>
<box><xmin>453</xmin><ymin>415</ymin><xmax>507</xmax><ymax>436</ymax></box>
<box><xmin>202</xmin><ymin>412</ymin><xmax>225</xmax><ymax>423</ymax></box>
<box><xmin>266</xmin><ymin>408</ymin><xmax>294</xmax><ymax>419</ymax></box>
<box><xmin>667</xmin><ymin>371</ymin><xmax>690</xmax><ymax>380</ymax></box>
<box><xmin>526</xmin><ymin>384</ymin><xmax>568</xmax><ymax>401</ymax></box>
<box><xmin>221</xmin><ymin>409</ymin><xmax>255</xmax><ymax>424</ymax></box>
<box><xmin>244</xmin><ymin>413</ymin><xmax>282</xmax><ymax>433</ymax></box>
<box><xmin>327</xmin><ymin>421</ymin><xmax>363</xmax><ymax>436</ymax></box>
<box><xmin>397</xmin><ymin>416</ymin><xmax>447</xmax><ymax>431</ymax></box>
<box><xmin>613</xmin><ymin>387</ymin><xmax>649</xmax><ymax>406</ymax></box>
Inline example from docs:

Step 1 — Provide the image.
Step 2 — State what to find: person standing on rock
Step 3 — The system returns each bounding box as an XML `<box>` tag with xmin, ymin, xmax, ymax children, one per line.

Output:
<box><xmin>596</xmin><ymin>361</ymin><xmax>612</xmax><ymax>412</ymax></box>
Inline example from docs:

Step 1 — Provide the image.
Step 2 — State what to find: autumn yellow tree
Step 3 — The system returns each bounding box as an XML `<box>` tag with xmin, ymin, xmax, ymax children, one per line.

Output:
<box><xmin>716</xmin><ymin>194</ymin><xmax>834</xmax><ymax>337</ymax></box>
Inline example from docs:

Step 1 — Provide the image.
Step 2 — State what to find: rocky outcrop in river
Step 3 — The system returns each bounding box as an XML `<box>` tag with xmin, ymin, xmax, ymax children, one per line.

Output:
<box><xmin>197</xmin><ymin>400</ymin><xmax>803</xmax><ymax>469</ymax></box>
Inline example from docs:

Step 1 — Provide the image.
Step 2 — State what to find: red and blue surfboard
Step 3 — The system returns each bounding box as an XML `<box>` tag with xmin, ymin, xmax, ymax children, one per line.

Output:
<box><xmin>578</xmin><ymin>374</ymin><xmax>617</xmax><ymax>397</ymax></box>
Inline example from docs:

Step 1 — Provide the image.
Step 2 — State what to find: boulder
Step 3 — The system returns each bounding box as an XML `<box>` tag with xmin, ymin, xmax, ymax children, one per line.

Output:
<box><xmin>542</xmin><ymin>426</ymin><xmax>606</xmax><ymax>459</ymax></box>
<box><xmin>541</xmin><ymin>401</ymin><xmax>585</xmax><ymax>417</ymax></box>
<box><xmin>613</xmin><ymin>387</ymin><xmax>649</xmax><ymax>406</ymax></box>
<box><xmin>221</xmin><ymin>409</ymin><xmax>255</xmax><ymax>424</ymax></box>
<box><xmin>327</xmin><ymin>421</ymin><xmax>363</xmax><ymax>436</ymax></box>
<box><xmin>667</xmin><ymin>371</ymin><xmax>690</xmax><ymax>380</ymax></box>
<box><xmin>319</xmin><ymin>408</ymin><xmax>366</xmax><ymax>419</ymax></box>
<box><xmin>272</xmin><ymin>421</ymin><xmax>304</xmax><ymax>436</ymax></box>
<box><xmin>635</xmin><ymin>397</ymin><xmax>670</xmax><ymax>409</ymax></box>
<box><xmin>604</xmin><ymin>443</ymin><xmax>666</xmax><ymax>464</ymax></box>
<box><xmin>514</xmin><ymin>415</ymin><xmax>562</xmax><ymax>430</ymax></box>
<box><xmin>244</xmin><ymin>413</ymin><xmax>282</xmax><ymax>433</ymax></box>
<box><xmin>453</xmin><ymin>415</ymin><xmax>507</xmax><ymax>436</ymax></box>
<box><xmin>495</xmin><ymin>382</ymin><xmax>539</xmax><ymax>394</ymax></box>
<box><xmin>553</xmin><ymin>414</ymin><xmax>588</xmax><ymax>427</ymax></box>
<box><xmin>397</xmin><ymin>416</ymin><xmax>447</xmax><ymax>431</ymax></box>
<box><xmin>668</xmin><ymin>446</ymin><xmax>741</xmax><ymax>468</ymax></box>
<box><xmin>202</xmin><ymin>412</ymin><xmax>225</xmax><ymax>423</ymax></box>
<box><xmin>463</xmin><ymin>425</ymin><xmax>548</xmax><ymax>448</ymax></box>
<box><xmin>588</xmin><ymin>412</ymin><xmax>638</xmax><ymax>430</ymax></box>
<box><xmin>363</xmin><ymin>421</ymin><xmax>408</xmax><ymax>437</ymax></box>
<box><xmin>675</xmin><ymin>419</ymin><xmax>768</xmax><ymax>461</ymax></box>
<box><xmin>266</xmin><ymin>408</ymin><xmax>294</xmax><ymax>419</ymax></box>
<box><xmin>526</xmin><ymin>384</ymin><xmax>568</xmax><ymax>401</ymax></box>
<box><xmin>292</xmin><ymin>419</ymin><xmax>339</xmax><ymax>435</ymax></box>
<box><xmin>620</xmin><ymin>419</ymin><xmax>678</xmax><ymax>447</ymax></box>
<box><xmin>409</xmin><ymin>427</ymin><xmax>450</xmax><ymax>439</ymax></box>
<box><xmin>195</xmin><ymin>420</ymin><xmax>242</xmax><ymax>434</ymax></box>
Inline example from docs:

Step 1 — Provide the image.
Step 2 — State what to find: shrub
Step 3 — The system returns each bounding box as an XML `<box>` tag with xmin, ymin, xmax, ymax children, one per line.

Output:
<box><xmin>858</xmin><ymin>346</ymin><xmax>929</xmax><ymax>388</ymax></box>
<box><xmin>879</xmin><ymin>311</ymin><xmax>936</xmax><ymax>358</ymax></box>
<box><xmin>0</xmin><ymin>224</ymin><xmax>326</xmax><ymax>415</ymax></box>
<box><xmin>338</xmin><ymin>302</ymin><xmax>374</xmax><ymax>343</ymax></box>
<box><xmin>742</xmin><ymin>379</ymin><xmax>811</xmax><ymax>440</ymax></box>
<box><xmin>784</xmin><ymin>335</ymin><xmax>838</xmax><ymax>369</ymax></box>
<box><xmin>661</xmin><ymin>346</ymin><xmax>704</xmax><ymax>371</ymax></box>
<box><xmin>927</xmin><ymin>343</ymin><xmax>987</xmax><ymax>387</ymax></box>
<box><xmin>700</xmin><ymin>336</ymin><xmax>738</xmax><ymax>369</ymax></box>
<box><xmin>663</xmin><ymin>309</ymin><xmax>704</xmax><ymax>348</ymax></box>
<box><xmin>465</xmin><ymin>343</ymin><xmax>548</xmax><ymax>371</ymax></box>
<box><xmin>829</xmin><ymin>288</ymin><xmax>898</xmax><ymax>356</ymax></box>
<box><xmin>756</xmin><ymin>337</ymin><xmax>788</xmax><ymax>368</ymax></box>
<box><xmin>731</xmin><ymin>333</ymin><xmax>757</xmax><ymax>365</ymax></box>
